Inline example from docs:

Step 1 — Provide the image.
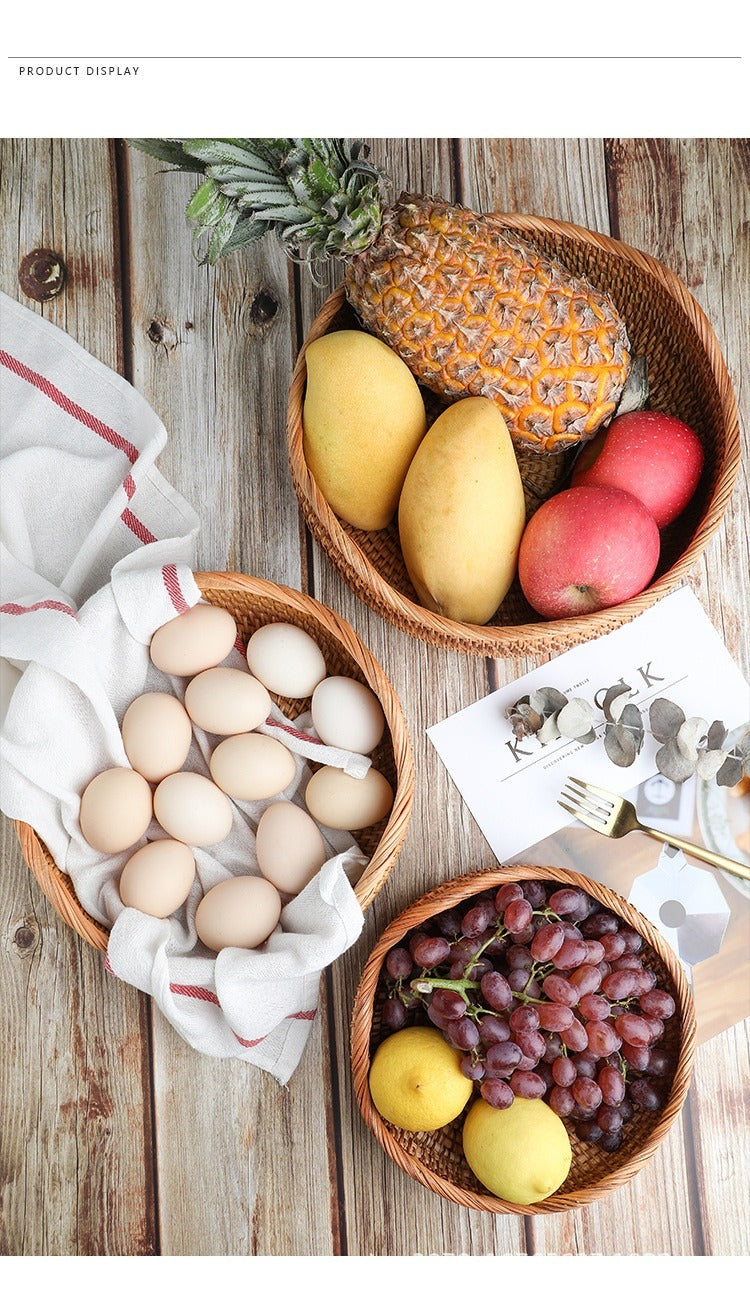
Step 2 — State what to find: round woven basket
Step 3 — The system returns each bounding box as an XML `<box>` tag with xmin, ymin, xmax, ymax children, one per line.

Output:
<box><xmin>287</xmin><ymin>215</ymin><xmax>741</xmax><ymax>657</ymax></box>
<box><xmin>350</xmin><ymin>864</ymin><xmax>697</xmax><ymax>1214</ymax></box>
<box><xmin>14</xmin><ymin>571</ymin><xmax>415</xmax><ymax>952</ymax></box>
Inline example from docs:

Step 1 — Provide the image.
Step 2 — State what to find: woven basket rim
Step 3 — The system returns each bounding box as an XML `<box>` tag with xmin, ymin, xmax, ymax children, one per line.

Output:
<box><xmin>350</xmin><ymin>863</ymin><xmax>697</xmax><ymax>1214</ymax></box>
<box><xmin>287</xmin><ymin>213</ymin><xmax>741</xmax><ymax>657</ymax></box>
<box><xmin>15</xmin><ymin>570</ymin><xmax>415</xmax><ymax>953</ymax></box>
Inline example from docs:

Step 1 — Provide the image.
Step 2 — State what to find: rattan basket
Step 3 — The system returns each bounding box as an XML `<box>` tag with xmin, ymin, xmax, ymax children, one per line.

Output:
<box><xmin>14</xmin><ymin>571</ymin><xmax>415</xmax><ymax>952</ymax></box>
<box><xmin>351</xmin><ymin>864</ymin><xmax>697</xmax><ymax>1214</ymax></box>
<box><xmin>287</xmin><ymin>215</ymin><xmax>740</xmax><ymax>657</ymax></box>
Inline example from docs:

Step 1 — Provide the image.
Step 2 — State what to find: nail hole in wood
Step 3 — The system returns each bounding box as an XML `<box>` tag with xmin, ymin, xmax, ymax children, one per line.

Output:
<box><xmin>249</xmin><ymin>290</ymin><xmax>279</xmax><ymax>327</ymax></box>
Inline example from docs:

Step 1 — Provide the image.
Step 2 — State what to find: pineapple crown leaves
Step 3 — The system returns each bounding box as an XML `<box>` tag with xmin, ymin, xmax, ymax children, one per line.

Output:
<box><xmin>128</xmin><ymin>137</ymin><xmax>389</xmax><ymax>266</ymax></box>
<box><xmin>506</xmin><ymin>689</ymin><xmax>750</xmax><ymax>788</ymax></box>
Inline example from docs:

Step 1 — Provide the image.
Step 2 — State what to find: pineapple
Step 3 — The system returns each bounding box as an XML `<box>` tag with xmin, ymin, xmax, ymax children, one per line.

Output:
<box><xmin>130</xmin><ymin>138</ymin><xmax>633</xmax><ymax>455</ymax></box>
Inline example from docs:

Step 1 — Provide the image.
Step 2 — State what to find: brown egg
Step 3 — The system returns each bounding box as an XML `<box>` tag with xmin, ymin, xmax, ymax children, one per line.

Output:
<box><xmin>255</xmin><ymin>801</ymin><xmax>327</xmax><ymax>895</ymax></box>
<box><xmin>119</xmin><ymin>839</ymin><xmax>196</xmax><ymax>918</ymax></box>
<box><xmin>305</xmin><ymin>765</ymin><xmax>393</xmax><ymax>830</ymax></box>
<box><xmin>150</xmin><ymin>603</ymin><xmax>237</xmax><ymax>677</ymax></box>
<box><xmin>154</xmin><ymin>771</ymin><xmax>234</xmax><ymax>846</ymax></box>
<box><xmin>79</xmin><ymin>767</ymin><xmax>153</xmax><ymax>853</ymax></box>
<box><xmin>121</xmin><ymin>691</ymin><xmax>193</xmax><ymax>782</ymax></box>
<box><xmin>195</xmin><ymin>875</ymin><xmax>282</xmax><ymax>951</ymax></box>
<box><xmin>210</xmin><ymin>732</ymin><xmax>296</xmax><ymax>801</ymax></box>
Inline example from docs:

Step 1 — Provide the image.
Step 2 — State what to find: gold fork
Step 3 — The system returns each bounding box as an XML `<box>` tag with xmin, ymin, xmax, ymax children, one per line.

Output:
<box><xmin>559</xmin><ymin>776</ymin><xmax>750</xmax><ymax>884</ymax></box>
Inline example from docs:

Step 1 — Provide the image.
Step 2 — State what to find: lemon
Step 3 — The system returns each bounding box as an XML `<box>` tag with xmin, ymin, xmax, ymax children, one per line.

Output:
<box><xmin>462</xmin><ymin>1097</ymin><xmax>572</xmax><ymax>1204</ymax></box>
<box><xmin>368</xmin><ymin>1026</ymin><xmax>474</xmax><ymax>1132</ymax></box>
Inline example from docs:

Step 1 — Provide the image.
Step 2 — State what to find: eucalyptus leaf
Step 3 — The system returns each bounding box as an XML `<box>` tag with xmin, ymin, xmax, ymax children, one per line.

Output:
<box><xmin>716</xmin><ymin>751</ymin><xmax>744</xmax><ymax>788</ymax></box>
<box><xmin>649</xmin><ymin>698</ymin><xmax>686</xmax><ymax>744</ymax></box>
<box><xmin>604</xmin><ymin>722</ymin><xmax>638</xmax><ymax>767</ymax></box>
<box><xmin>516</xmin><ymin>703</ymin><xmax>543</xmax><ymax>734</ymax></box>
<box><xmin>557</xmin><ymin>698</ymin><xmax>597</xmax><ymax>740</ymax></box>
<box><xmin>696</xmin><ymin>748</ymin><xmax>728</xmax><ymax>780</ymax></box>
<box><xmin>619</xmin><ymin>704</ymin><xmax>645</xmax><ymax>754</ymax></box>
<box><xmin>576</xmin><ymin>728</ymin><xmax>597</xmax><ymax>745</ymax></box>
<box><xmin>538</xmin><ymin>713</ymin><xmax>561</xmax><ymax>745</ymax></box>
<box><xmin>706</xmin><ymin>719</ymin><xmax>727</xmax><ymax>751</ymax></box>
<box><xmin>737</xmin><ymin>728</ymin><xmax>750</xmax><ymax>758</ymax></box>
<box><xmin>530</xmin><ymin>687</ymin><xmax>568</xmax><ymax>718</ymax></box>
<box><xmin>655</xmin><ymin>739</ymin><xmax>698</xmax><ymax>783</ymax></box>
<box><xmin>602</xmin><ymin>682</ymin><xmax>632</xmax><ymax>723</ymax></box>
<box><xmin>677</xmin><ymin>716</ymin><xmax>709</xmax><ymax>759</ymax></box>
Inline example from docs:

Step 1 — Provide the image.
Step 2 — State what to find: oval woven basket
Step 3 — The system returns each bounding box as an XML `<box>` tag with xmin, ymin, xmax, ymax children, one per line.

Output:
<box><xmin>350</xmin><ymin>864</ymin><xmax>697</xmax><ymax>1214</ymax></box>
<box><xmin>287</xmin><ymin>215</ymin><xmax>741</xmax><ymax>657</ymax></box>
<box><xmin>15</xmin><ymin>571</ymin><xmax>415</xmax><ymax>952</ymax></box>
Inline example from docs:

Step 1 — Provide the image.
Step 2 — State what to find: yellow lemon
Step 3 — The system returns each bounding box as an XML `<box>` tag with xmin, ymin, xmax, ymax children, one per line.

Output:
<box><xmin>368</xmin><ymin>1026</ymin><xmax>474</xmax><ymax>1132</ymax></box>
<box><xmin>462</xmin><ymin>1097</ymin><xmax>572</xmax><ymax>1204</ymax></box>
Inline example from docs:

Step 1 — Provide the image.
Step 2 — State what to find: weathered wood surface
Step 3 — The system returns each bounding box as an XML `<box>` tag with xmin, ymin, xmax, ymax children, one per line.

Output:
<box><xmin>1</xmin><ymin>137</ymin><xmax>748</xmax><ymax>1257</ymax></box>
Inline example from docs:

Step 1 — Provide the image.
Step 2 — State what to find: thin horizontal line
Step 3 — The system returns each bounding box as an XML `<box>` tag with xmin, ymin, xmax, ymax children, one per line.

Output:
<box><xmin>7</xmin><ymin>54</ymin><xmax>743</xmax><ymax>60</ymax></box>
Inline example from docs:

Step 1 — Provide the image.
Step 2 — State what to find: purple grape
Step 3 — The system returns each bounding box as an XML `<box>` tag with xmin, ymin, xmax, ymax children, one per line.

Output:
<box><xmin>644</xmin><ymin>1048</ymin><xmax>671</xmax><ymax>1077</ymax></box>
<box><xmin>542</xmin><ymin>973</ymin><xmax>580</xmax><ymax>1006</ymax></box>
<box><xmin>521</xmin><ymin>879</ymin><xmax>547</xmax><ymax>908</ymax></box>
<box><xmin>460</xmin><ymin>1054</ymin><xmax>485</xmax><ymax>1081</ymax></box>
<box><xmin>450</xmin><ymin>935</ymin><xmax>482</xmax><ymax>962</ymax></box>
<box><xmin>560</xmin><ymin>1019</ymin><xmax>589</xmax><ymax>1052</ymax></box>
<box><xmin>504</xmin><ymin>898</ymin><xmax>533</xmax><ymax>933</ymax></box>
<box><xmin>549</xmin><ymin>1084</ymin><xmax>576</xmax><ymax>1116</ymax></box>
<box><xmin>552</xmin><ymin>1056</ymin><xmax>577</xmax><ymax>1087</ymax></box>
<box><xmin>509</xmin><ymin>927</ymin><xmax>535</xmax><ymax>946</ymax></box>
<box><xmin>531</xmin><ymin>924</ymin><xmax>566</xmax><ymax>962</ymax></box>
<box><xmin>552</xmin><ymin>939</ymin><xmax>588</xmax><ymax>971</ymax></box>
<box><xmin>536</xmin><ymin>1002</ymin><xmax>575</xmax><ymax>1033</ymax></box>
<box><xmin>619</xmin><ymin>1096</ymin><xmax>635</xmax><ymax>1123</ymax></box>
<box><xmin>382</xmin><ymin>998</ymin><xmax>408</xmax><ymax>1031</ymax></box>
<box><xmin>495</xmin><ymin>882</ymin><xmax>524</xmax><ymax>913</ymax></box>
<box><xmin>615</xmin><ymin>1013</ymin><xmax>652</xmax><ymax>1047</ymax></box>
<box><xmin>619</xmin><ymin>928</ymin><xmax>643</xmax><ymax>953</ymax></box>
<box><xmin>508</xmin><ymin>968</ymin><xmax>532</xmax><ymax>994</ymax></box>
<box><xmin>600</xmin><ymin>1127</ymin><xmax>624</xmax><ymax>1152</ymax></box>
<box><xmin>506</xmin><ymin>944</ymin><xmax>534</xmax><ymax>972</ymax></box>
<box><xmin>574</xmin><ymin>1055</ymin><xmax>598</xmax><ymax>1080</ymax></box>
<box><xmin>574</xmin><ymin>1119</ymin><xmax>603</xmax><ymax>1143</ymax></box>
<box><xmin>385</xmin><ymin>947</ymin><xmax>413</xmax><ymax>980</ymax></box>
<box><xmin>486</xmin><ymin>1040</ymin><xmax>522</xmax><ymax>1070</ymax></box>
<box><xmin>610</xmin><ymin>954</ymin><xmax>644</xmax><ymax>972</ymax></box>
<box><xmin>516</xmin><ymin>1030</ymin><xmax>546</xmax><ymax>1061</ymax></box>
<box><xmin>548</xmin><ymin>887</ymin><xmax>590</xmax><ymax>920</ymax></box>
<box><xmin>582</xmin><ymin>911</ymin><xmax>620</xmax><ymax>938</ymax></box>
<box><xmin>481</xmin><ymin>1078</ymin><xmax>514</xmax><ymax>1109</ymax></box>
<box><xmin>446</xmin><ymin>1017</ymin><xmax>480</xmax><ymax>1051</ymax></box>
<box><xmin>431</xmin><ymin>989</ymin><xmax>467</xmax><ymax>1020</ymax></box>
<box><xmin>559</xmin><ymin>921</ymin><xmax>584</xmax><ymax>942</ymax></box>
<box><xmin>510</xmin><ymin>1070</ymin><xmax>546</xmax><ymax>1099</ymax></box>
<box><xmin>478</xmin><ymin>1015</ymin><xmax>511</xmax><ymax>1046</ymax></box>
<box><xmin>643</xmin><ymin>1016</ymin><xmax>665</xmax><ymax>1043</ymax></box>
<box><xmin>600</xmin><ymin>932</ymin><xmax>627</xmax><ymax>960</ymax></box>
<box><xmin>602</xmin><ymin>970</ymin><xmax>639</xmax><ymax>1000</ymax></box>
<box><xmin>480</xmin><ymin>970</ymin><xmax>512</xmax><ymax>1012</ymax></box>
<box><xmin>578</xmin><ymin>993</ymin><xmax>611</xmax><ymax>1021</ymax></box>
<box><xmin>465</xmin><ymin>957</ymin><xmax>493</xmax><ymax>982</ymax></box>
<box><xmin>598</xmin><ymin>1066</ymin><xmax>626</xmax><ymax>1106</ymax></box>
<box><xmin>435</xmin><ymin>908</ymin><xmax>463</xmax><ymax>939</ymax></box>
<box><xmin>582</xmin><ymin>939</ymin><xmax>606</xmax><ymax>965</ymax></box>
<box><xmin>630</xmin><ymin>1079</ymin><xmax>663</xmax><ymax>1111</ymax></box>
<box><xmin>542</xmin><ymin>1034</ymin><xmax>563</xmax><ymax>1063</ymax></box>
<box><xmin>585</xmin><ymin>1020</ymin><xmax>621</xmax><ymax>1058</ymax></box>
<box><xmin>412</xmin><ymin>936</ymin><xmax>450</xmax><ymax>969</ymax></box>
<box><xmin>461</xmin><ymin>900</ymin><xmax>496</xmax><ymax>937</ymax></box>
<box><xmin>640</xmin><ymin>989</ymin><xmax>676</xmax><ymax>1020</ymax></box>
<box><xmin>509</xmin><ymin>1004</ymin><xmax>539</xmax><ymax>1033</ymax></box>
<box><xmin>569</xmin><ymin>964</ymin><xmax>603</xmax><ymax>996</ymax></box>
<box><xmin>597</xmin><ymin>1105</ymin><xmax>623</xmax><ymax>1133</ymax></box>
<box><xmin>621</xmin><ymin>1042</ymin><xmax>651</xmax><ymax>1071</ymax></box>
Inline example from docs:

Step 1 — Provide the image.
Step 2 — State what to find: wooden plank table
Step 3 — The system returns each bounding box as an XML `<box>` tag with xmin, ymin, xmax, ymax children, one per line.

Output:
<box><xmin>1</xmin><ymin>137</ymin><xmax>748</xmax><ymax>1257</ymax></box>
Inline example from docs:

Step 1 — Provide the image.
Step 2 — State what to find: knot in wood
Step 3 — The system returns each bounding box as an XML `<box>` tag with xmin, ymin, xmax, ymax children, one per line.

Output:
<box><xmin>147</xmin><ymin>317</ymin><xmax>179</xmax><ymax>350</ymax></box>
<box><xmin>18</xmin><ymin>248</ymin><xmax>67</xmax><ymax>301</ymax></box>
<box><xmin>248</xmin><ymin>290</ymin><xmax>279</xmax><ymax>328</ymax></box>
<box><xmin>12</xmin><ymin>916</ymin><xmax>39</xmax><ymax>955</ymax></box>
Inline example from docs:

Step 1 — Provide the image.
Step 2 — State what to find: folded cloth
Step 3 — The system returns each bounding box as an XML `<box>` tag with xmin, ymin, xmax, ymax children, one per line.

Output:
<box><xmin>0</xmin><ymin>292</ymin><xmax>365</xmax><ymax>1083</ymax></box>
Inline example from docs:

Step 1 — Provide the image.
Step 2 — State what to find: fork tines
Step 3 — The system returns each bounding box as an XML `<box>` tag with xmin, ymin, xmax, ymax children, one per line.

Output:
<box><xmin>558</xmin><ymin>777</ymin><xmax>615</xmax><ymax>833</ymax></box>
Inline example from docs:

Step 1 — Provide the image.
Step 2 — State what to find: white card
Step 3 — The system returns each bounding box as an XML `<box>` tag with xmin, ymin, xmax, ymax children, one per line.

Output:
<box><xmin>427</xmin><ymin>588</ymin><xmax>750</xmax><ymax>864</ymax></box>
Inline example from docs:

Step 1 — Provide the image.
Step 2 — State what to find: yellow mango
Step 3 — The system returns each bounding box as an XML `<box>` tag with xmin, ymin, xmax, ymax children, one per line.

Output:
<box><xmin>302</xmin><ymin>330</ymin><xmax>427</xmax><ymax>531</ymax></box>
<box><xmin>398</xmin><ymin>397</ymin><xmax>525</xmax><ymax>624</ymax></box>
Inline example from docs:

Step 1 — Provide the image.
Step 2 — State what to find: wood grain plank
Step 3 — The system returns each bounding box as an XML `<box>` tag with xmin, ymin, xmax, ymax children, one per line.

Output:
<box><xmin>603</xmin><ymin>137</ymin><xmax>750</xmax><ymax>1254</ymax></box>
<box><xmin>295</xmin><ymin>138</ymin><xmax>527</xmax><ymax>1255</ymax></box>
<box><xmin>122</xmin><ymin>144</ymin><xmax>337</xmax><ymax>1255</ymax></box>
<box><xmin>0</xmin><ymin>139</ymin><xmax>155</xmax><ymax>1256</ymax></box>
<box><xmin>457</xmin><ymin>137</ymin><xmax>700</xmax><ymax>1254</ymax></box>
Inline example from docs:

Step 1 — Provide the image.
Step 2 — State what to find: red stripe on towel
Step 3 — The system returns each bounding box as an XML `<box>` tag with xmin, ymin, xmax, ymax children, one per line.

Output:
<box><xmin>162</xmin><ymin>563</ymin><xmax>190</xmax><ymax>614</ymax></box>
<box><xmin>0</xmin><ymin>348</ymin><xmax>140</xmax><ymax>464</ymax></box>
<box><xmin>0</xmin><ymin>598</ymin><xmax>76</xmax><ymax>619</ymax></box>
<box><xmin>265</xmin><ymin>718</ymin><xmax>326</xmax><ymax>746</ymax></box>
<box><xmin>121</xmin><ymin>507</ymin><xmax>157</xmax><ymax>545</ymax></box>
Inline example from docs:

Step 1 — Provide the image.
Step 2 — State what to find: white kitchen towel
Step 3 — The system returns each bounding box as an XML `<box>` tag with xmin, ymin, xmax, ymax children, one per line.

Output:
<box><xmin>0</xmin><ymin>291</ymin><xmax>365</xmax><ymax>1083</ymax></box>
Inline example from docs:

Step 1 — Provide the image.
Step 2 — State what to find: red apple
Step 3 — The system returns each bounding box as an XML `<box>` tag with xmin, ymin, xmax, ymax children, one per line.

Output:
<box><xmin>571</xmin><ymin>410</ymin><xmax>704</xmax><ymax>528</ymax></box>
<box><xmin>518</xmin><ymin>485</ymin><xmax>660</xmax><ymax>619</ymax></box>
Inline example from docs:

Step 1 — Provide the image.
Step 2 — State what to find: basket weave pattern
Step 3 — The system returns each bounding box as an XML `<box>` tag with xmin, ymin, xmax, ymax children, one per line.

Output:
<box><xmin>16</xmin><ymin>572</ymin><xmax>415</xmax><ymax>951</ymax></box>
<box><xmin>350</xmin><ymin>865</ymin><xmax>697</xmax><ymax>1214</ymax></box>
<box><xmin>287</xmin><ymin>216</ymin><xmax>740</xmax><ymax>657</ymax></box>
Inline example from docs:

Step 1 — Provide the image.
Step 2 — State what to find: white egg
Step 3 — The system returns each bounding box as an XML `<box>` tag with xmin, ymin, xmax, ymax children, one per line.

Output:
<box><xmin>311</xmin><ymin>675</ymin><xmax>386</xmax><ymax>755</ymax></box>
<box><xmin>154</xmin><ymin>771</ymin><xmax>233</xmax><ymax>846</ymax></box>
<box><xmin>150</xmin><ymin>603</ymin><xmax>237</xmax><ymax>677</ymax></box>
<box><xmin>184</xmin><ymin>667</ymin><xmax>272</xmax><ymax>735</ymax></box>
<box><xmin>305</xmin><ymin>765</ymin><xmax>394</xmax><ymax>831</ymax></box>
<box><xmin>256</xmin><ymin>801</ymin><xmax>327</xmax><ymax>895</ymax></box>
<box><xmin>210</xmin><ymin>732</ymin><xmax>296</xmax><ymax>801</ymax></box>
<box><xmin>247</xmin><ymin>621</ymin><xmax>327</xmax><ymax>698</ymax></box>
<box><xmin>195</xmin><ymin>875</ymin><xmax>282</xmax><ymax>951</ymax></box>
<box><xmin>119</xmin><ymin>839</ymin><xmax>196</xmax><ymax>918</ymax></box>
<box><xmin>121</xmin><ymin>691</ymin><xmax>193</xmax><ymax>781</ymax></box>
<box><xmin>79</xmin><ymin>767</ymin><xmax>153</xmax><ymax>853</ymax></box>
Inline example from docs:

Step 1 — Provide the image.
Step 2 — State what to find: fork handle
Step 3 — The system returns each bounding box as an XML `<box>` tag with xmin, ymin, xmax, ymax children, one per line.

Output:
<box><xmin>643</xmin><ymin>826</ymin><xmax>750</xmax><ymax>883</ymax></box>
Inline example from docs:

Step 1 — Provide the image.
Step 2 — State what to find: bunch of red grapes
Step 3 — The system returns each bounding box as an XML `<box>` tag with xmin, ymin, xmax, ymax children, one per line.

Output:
<box><xmin>381</xmin><ymin>879</ymin><xmax>677</xmax><ymax>1153</ymax></box>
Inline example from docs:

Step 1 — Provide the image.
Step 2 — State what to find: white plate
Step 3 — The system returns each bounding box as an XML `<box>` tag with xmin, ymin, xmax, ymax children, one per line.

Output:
<box><xmin>696</xmin><ymin>722</ymin><xmax>750</xmax><ymax>900</ymax></box>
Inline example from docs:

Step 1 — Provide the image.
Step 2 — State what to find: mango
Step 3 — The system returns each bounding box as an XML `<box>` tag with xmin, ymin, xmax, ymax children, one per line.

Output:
<box><xmin>398</xmin><ymin>397</ymin><xmax>525</xmax><ymax>624</ymax></box>
<box><xmin>302</xmin><ymin>330</ymin><xmax>427</xmax><ymax>531</ymax></box>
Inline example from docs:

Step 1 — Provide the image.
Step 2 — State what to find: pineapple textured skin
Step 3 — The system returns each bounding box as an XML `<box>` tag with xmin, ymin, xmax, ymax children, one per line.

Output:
<box><xmin>345</xmin><ymin>195</ymin><xmax>631</xmax><ymax>455</ymax></box>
